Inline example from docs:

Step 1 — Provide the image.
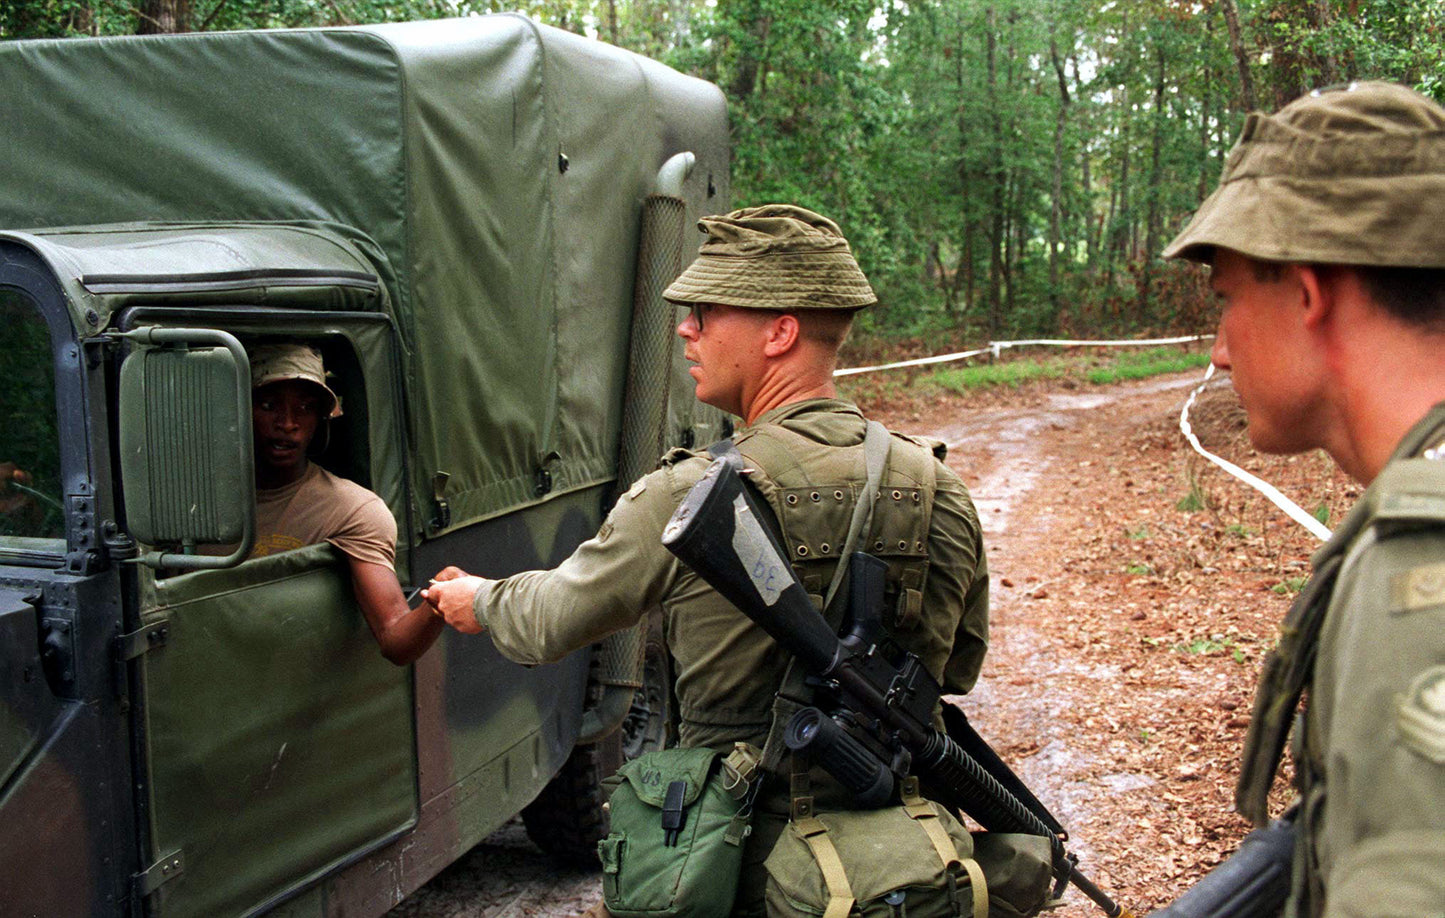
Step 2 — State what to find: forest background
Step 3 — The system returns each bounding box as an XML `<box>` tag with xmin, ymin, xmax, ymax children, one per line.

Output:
<box><xmin>5</xmin><ymin>0</ymin><xmax>1444</xmax><ymax>349</ymax></box>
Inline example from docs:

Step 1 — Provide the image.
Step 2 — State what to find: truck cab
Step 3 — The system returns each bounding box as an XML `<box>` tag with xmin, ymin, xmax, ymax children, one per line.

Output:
<box><xmin>0</xmin><ymin>16</ymin><xmax>728</xmax><ymax>916</ymax></box>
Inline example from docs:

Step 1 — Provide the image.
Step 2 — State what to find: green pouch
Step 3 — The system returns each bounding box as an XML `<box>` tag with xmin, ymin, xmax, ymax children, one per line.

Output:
<box><xmin>969</xmin><ymin>833</ymin><xmax>1055</xmax><ymax>918</ymax></box>
<box><xmin>599</xmin><ymin>746</ymin><xmax>749</xmax><ymax>918</ymax></box>
<box><xmin>763</xmin><ymin>796</ymin><xmax>988</xmax><ymax>918</ymax></box>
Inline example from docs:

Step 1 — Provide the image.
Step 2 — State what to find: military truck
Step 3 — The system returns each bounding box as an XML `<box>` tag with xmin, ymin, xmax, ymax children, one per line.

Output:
<box><xmin>0</xmin><ymin>15</ymin><xmax>729</xmax><ymax>916</ymax></box>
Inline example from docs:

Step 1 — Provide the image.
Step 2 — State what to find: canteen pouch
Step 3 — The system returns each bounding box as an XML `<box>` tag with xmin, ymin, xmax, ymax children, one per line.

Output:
<box><xmin>599</xmin><ymin>746</ymin><xmax>749</xmax><ymax>918</ymax></box>
<box><xmin>969</xmin><ymin>833</ymin><xmax>1054</xmax><ymax>918</ymax></box>
<box><xmin>762</xmin><ymin>796</ymin><xmax>988</xmax><ymax>918</ymax></box>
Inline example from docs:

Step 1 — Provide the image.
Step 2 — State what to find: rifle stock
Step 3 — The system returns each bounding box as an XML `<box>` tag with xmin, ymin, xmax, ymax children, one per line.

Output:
<box><xmin>662</xmin><ymin>456</ymin><xmax>1136</xmax><ymax>918</ymax></box>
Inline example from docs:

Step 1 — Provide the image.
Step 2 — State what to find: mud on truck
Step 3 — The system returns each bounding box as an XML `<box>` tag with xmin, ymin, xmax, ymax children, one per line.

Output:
<box><xmin>0</xmin><ymin>15</ymin><xmax>729</xmax><ymax>916</ymax></box>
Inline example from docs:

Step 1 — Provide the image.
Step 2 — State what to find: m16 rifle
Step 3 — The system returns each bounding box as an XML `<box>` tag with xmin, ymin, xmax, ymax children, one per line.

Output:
<box><xmin>661</xmin><ymin>454</ymin><xmax>1136</xmax><ymax>918</ymax></box>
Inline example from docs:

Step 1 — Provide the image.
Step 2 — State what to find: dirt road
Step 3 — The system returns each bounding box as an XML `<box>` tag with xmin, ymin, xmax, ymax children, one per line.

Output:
<box><xmin>391</xmin><ymin>369</ymin><xmax>1353</xmax><ymax>915</ymax></box>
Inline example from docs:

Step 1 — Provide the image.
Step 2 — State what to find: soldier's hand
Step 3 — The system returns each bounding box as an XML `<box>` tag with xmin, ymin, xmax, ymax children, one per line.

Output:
<box><xmin>422</xmin><ymin>574</ymin><xmax>487</xmax><ymax>634</ymax></box>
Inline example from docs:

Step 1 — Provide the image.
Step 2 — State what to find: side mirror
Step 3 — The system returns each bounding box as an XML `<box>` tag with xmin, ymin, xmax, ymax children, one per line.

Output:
<box><xmin>117</xmin><ymin>327</ymin><xmax>255</xmax><ymax>570</ymax></box>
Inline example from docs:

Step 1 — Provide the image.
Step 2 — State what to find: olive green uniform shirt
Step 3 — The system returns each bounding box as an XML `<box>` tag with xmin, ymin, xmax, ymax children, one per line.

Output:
<box><xmin>1287</xmin><ymin>405</ymin><xmax>1445</xmax><ymax>916</ymax></box>
<box><xmin>472</xmin><ymin>398</ymin><xmax>989</xmax><ymax>751</ymax></box>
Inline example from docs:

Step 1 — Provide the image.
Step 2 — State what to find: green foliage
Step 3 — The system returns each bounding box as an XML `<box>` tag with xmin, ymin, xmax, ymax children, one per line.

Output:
<box><xmin>1312</xmin><ymin>502</ymin><xmax>1331</xmax><ymax>525</ymax></box>
<box><xmin>1170</xmin><ymin>633</ymin><xmax>1246</xmax><ymax>662</ymax></box>
<box><xmin>5</xmin><ymin>0</ymin><xmax>1442</xmax><ymax>343</ymax></box>
<box><xmin>1176</xmin><ymin>475</ymin><xmax>1207</xmax><ymax>512</ymax></box>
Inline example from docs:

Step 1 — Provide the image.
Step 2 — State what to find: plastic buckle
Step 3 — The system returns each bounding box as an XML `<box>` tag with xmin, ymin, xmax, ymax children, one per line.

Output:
<box><xmin>661</xmin><ymin>780</ymin><xmax>687</xmax><ymax>846</ymax></box>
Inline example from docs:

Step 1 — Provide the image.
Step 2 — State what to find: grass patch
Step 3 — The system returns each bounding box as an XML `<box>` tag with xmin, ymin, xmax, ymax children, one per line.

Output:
<box><xmin>1172</xmin><ymin>634</ymin><xmax>1248</xmax><ymax>664</ymax></box>
<box><xmin>921</xmin><ymin>345</ymin><xmax>1209</xmax><ymax>393</ymax></box>
<box><xmin>1085</xmin><ymin>348</ymin><xmax>1211</xmax><ymax>384</ymax></box>
<box><xmin>1176</xmin><ymin>486</ymin><xmax>1207</xmax><ymax>512</ymax></box>
<box><xmin>929</xmin><ymin>360</ymin><xmax>1067</xmax><ymax>392</ymax></box>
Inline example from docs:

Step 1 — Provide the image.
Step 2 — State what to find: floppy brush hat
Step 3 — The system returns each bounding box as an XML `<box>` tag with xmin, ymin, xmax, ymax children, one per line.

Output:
<box><xmin>663</xmin><ymin>204</ymin><xmax>877</xmax><ymax>310</ymax></box>
<box><xmin>1165</xmin><ymin>81</ymin><xmax>1445</xmax><ymax>267</ymax></box>
<box><xmin>249</xmin><ymin>343</ymin><xmax>342</xmax><ymax>419</ymax></box>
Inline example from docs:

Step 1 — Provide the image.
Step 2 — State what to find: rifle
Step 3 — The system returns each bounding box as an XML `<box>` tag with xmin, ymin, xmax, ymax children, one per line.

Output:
<box><xmin>1148</xmin><ymin>816</ymin><xmax>1295</xmax><ymax>917</ymax></box>
<box><xmin>661</xmin><ymin>455</ymin><xmax>1136</xmax><ymax>918</ymax></box>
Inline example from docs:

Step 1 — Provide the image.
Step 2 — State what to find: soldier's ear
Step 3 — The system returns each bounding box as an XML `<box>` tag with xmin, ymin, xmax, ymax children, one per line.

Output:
<box><xmin>1296</xmin><ymin>264</ymin><xmax>1339</xmax><ymax>334</ymax></box>
<box><xmin>761</xmin><ymin>312</ymin><xmax>801</xmax><ymax>358</ymax></box>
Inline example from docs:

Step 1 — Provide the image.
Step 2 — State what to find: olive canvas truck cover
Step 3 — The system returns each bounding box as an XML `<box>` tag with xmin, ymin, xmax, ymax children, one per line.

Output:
<box><xmin>0</xmin><ymin>16</ymin><xmax>729</xmax><ymax>917</ymax></box>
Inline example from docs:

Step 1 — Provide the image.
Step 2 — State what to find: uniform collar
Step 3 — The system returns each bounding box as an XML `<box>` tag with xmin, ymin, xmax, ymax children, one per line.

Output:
<box><xmin>1312</xmin><ymin>401</ymin><xmax>1445</xmax><ymax>565</ymax></box>
<box><xmin>742</xmin><ymin>397</ymin><xmax>861</xmax><ymax>432</ymax></box>
<box><xmin>1387</xmin><ymin>401</ymin><xmax>1445</xmax><ymax>462</ymax></box>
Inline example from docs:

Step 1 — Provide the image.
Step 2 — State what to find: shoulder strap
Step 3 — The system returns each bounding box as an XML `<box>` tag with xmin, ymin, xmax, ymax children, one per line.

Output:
<box><xmin>1235</xmin><ymin>552</ymin><xmax>1344</xmax><ymax>825</ymax></box>
<box><xmin>822</xmin><ymin>421</ymin><xmax>891</xmax><ymax>613</ymax></box>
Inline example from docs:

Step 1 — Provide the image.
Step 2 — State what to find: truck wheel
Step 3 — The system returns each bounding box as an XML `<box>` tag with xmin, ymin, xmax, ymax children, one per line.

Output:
<box><xmin>523</xmin><ymin>616</ymin><xmax>672</xmax><ymax>865</ymax></box>
<box><xmin>520</xmin><ymin>738</ymin><xmax>610</xmax><ymax>865</ymax></box>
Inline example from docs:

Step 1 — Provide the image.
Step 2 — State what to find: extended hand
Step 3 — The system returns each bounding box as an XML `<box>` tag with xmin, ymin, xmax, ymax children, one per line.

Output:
<box><xmin>422</xmin><ymin>569</ymin><xmax>488</xmax><ymax>634</ymax></box>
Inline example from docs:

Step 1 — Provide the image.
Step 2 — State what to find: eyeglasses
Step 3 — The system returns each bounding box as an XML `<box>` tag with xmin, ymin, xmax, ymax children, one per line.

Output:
<box><xmin>681</xmin><ymin>303</ymin><xmax>710</xmax><ymax>332</ymax></box>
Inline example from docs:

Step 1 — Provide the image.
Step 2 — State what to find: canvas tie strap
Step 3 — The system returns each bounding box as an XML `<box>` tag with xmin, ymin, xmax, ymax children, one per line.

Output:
<box><xmin>793</xmin><ymin>816</ymin><xmax>856</xmax><ymax>918</ymax></box>
<box><xmin>901</xmin><ymin>777</ymin><xmax>988</xmax><ymax>918</ymax></box>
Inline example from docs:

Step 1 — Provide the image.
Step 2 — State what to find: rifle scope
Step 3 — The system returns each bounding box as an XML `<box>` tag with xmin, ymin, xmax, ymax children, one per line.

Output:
<box><xmin>784</xmin><ymin>707</ymin><xmax>895</xmax><ymax>808</ymax></box>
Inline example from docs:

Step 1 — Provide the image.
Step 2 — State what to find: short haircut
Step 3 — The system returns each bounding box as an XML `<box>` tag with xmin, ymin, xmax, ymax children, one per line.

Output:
<box><xmin>795</xmin><ymin>308</ymin><xmax>856</xmax><ymax>351</ymax></box>
<box><xmin>1224</xmin><ymin>256</ymin><xmax>1445</xmax><ymax>332</ymax></box>
<box><xmin>1355</xmin><ymin>266</ymin><xmax>1445</xmax><ymax>331</ymax></box>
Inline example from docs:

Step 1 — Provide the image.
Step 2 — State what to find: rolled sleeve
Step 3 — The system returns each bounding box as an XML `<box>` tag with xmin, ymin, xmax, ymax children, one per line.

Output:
<box><xmin>473</xmin><ymin>467</ymin><xmax>687</xmax><ymax>665</ymax></box>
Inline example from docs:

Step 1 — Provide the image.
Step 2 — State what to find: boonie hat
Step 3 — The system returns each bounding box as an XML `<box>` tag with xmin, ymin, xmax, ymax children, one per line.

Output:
<box><xmin>1165</xmin><ymin>81</ymin><xmax>1445</xmax><ymax>267</ymax></box>
<box><xmin>249</xmin><ymin>343</ymin><xmax>342</xmax><ymax>418</ymax></box>
<box><xmin>663</xmin><ymin>204</ymin><xmax>877</xmax><ymax>310</ymax></box>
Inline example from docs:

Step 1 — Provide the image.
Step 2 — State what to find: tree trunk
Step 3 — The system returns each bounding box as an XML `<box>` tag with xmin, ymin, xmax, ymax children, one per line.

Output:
<box><xmin>985</xmin><ymin>6</ymin><xmax>1004</xmax><ymax>338</ymax></box>
<box><xmin>1313</xmin><ymin>0</ymin><xmax>1338</xmax><ymax>85</ymax></box>
<box><xmin>728</xmin><ymin>3</ymin><xmax>773</xmax><ymax>101</ymax></box>
<box><xmin>1049</xmin><ymin>37</ymin><xmax>1071</xmax><ymax>323</ymax></box>
<box><xmin>137</xmin><ymin>0</ymin><xmax>190</xmax><ymax>33</ymax></box>
<box><xmin>1220</xmin><ymin>0</ymin><xmax>1256</xmax><ymax>111</ymax></box>
<box><xmin>1139</xmin><ymin>46</ymin><xmax>1166</xmax><ymax>320</ymax></box>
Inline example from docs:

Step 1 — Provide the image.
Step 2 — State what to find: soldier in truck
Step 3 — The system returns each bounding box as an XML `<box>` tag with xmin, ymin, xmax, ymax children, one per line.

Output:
<box><xmin>244</xmin><ymin>342</ymin><xmax>442</xmax><ymax>665</ymax></box>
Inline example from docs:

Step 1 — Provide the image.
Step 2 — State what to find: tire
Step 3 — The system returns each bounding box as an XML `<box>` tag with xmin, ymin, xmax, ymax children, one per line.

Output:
<box><xmin>523</xmin><ymin>613</ymin><xmax>673</xmax><ymax>865</ymax></box>
<box><xmin>521</xmin><ymin>738</ymin><xmax>610</xmax><ymax>866</ymax></box>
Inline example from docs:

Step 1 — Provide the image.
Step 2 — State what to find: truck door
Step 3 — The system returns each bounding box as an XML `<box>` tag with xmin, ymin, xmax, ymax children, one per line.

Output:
<box><xmin>119</xmin><ymin>319</ymin><xmax>418</xmax><ymax>917</ymax></box>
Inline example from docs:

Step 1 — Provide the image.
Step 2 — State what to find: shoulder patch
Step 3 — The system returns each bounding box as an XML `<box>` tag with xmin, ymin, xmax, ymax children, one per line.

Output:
<box><xmin>1397</xmin><ymin>666</ymin><xmax>1445</xmax><ymax>764</ymax></box>
<box><xmin>1391</xmin><ymin>562</ymin><xmax>1445</xmax><ymax>613</ymax></box>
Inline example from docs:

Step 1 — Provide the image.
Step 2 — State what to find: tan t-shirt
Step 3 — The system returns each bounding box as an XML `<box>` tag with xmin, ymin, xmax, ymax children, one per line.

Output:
<box><xmin>250</xmin><ymin>463</ymin><xmax>397</xmax><ymax>569</ymax></box>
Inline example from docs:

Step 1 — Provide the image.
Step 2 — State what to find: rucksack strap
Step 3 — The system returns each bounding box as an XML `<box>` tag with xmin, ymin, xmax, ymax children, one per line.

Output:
<box><xmin>901</xmin><ymin>776</ymin><xmax>988</xmax><ymax>918</ymax></box>
<box><xmin>790</xmin><ymin>778</ymin><xmax>988</xmax><ymax>918</ymax></box>
<box><xmin>793</xmin><ymin>816</ymin><xmax>856</xmax><ymax>918</ymax></box>
<box><xmin>821</xmin><ymin>421</ymin><xmax>891</xmax><ymax>613</ymax></box>
<box><xmin>1235</xmin><ymin>551</ymin><xmax>1344</xmax><ymax>825</ymax></box>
